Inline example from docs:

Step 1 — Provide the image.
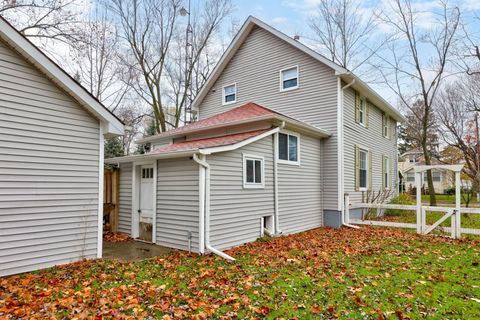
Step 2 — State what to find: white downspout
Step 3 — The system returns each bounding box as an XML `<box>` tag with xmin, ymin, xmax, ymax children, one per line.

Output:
<box><xmin>193</xmin><ymin>154</ymin><xmax>235</xmax><ymax>260</ymax></box>
<box><xmin>273</xmin><ymin>121</ymin><xmax>285</xmax><ymax>234</ymax></box>
<box><xmin>340</xmin><ymin>78</ymin><xmax>359</xmax><ymax>229</ymax></box>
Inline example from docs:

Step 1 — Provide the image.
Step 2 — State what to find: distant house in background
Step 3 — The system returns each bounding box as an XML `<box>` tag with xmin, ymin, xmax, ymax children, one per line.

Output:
<box><xmin>399</xmin><ymin>148</ymin><xmax>469</xmax><ymax>194</ymax></box>
<box><xmin>0</xmin><ymin>17</ymin><xmax>124</xmax><ymax>276</ymax></box>
<box><xmin>106</xmin><ymin>16</ymin><xmax>404</xmax><ymax>257</ymax></box>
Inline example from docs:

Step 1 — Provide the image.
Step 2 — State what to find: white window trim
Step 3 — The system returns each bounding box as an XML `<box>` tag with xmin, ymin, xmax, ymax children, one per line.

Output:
<box><xmin>222</xmin><ymin>83</ymin><xmax>237</xmax><ymax>105</ymax></box>
<box><xmin>383</xmin><ymin>114</ymin><xmax>390</xmax><ymax>138</ymax></box>
<box><xmin>279</xmin><ymin>65</ymin><xmax>299</xmax><ymax>92</ymax></box>
<box><xmin>358</xmin><ymin>95</ymin><xmax>367</xmax><ymax>127</ymax></box>
<box><xmin>384</xmin><ymin>156</ymin><xmax>390</xmax><ymax>190</ymax></box>
<box><xmin>243</xmin><ymin>154</ymin><xmax>265</xmax><ymax>189</ymax></box>
<box><xmin>358</xmin><ymin>146</ymin><xmax>369</xmax><ymax>191</ymax></box>
<box><xmin>277</xmin><ymin>130</ymin><xmax>301</xmax><ymax>165</ymax></box>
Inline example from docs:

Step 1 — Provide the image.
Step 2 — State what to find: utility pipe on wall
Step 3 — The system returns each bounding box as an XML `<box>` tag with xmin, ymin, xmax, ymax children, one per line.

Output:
<box><xmin>273</xmin><ymin>121</ymin><xmax>285</xmax><ymax>234</ymax></box>
<box><xmin>193</xmin><ymin>154</ymin><xmax>235</xmax><ymax>260</ymax></box>
<box><xmin>340</xmin><ymin>78</ymin><xmax>356</xmax><ymax>228</ymax></box>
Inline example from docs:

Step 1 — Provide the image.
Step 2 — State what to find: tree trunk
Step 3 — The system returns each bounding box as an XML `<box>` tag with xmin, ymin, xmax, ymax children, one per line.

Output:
<box><xmin>421</xmin><ymin>129</ymin><xmax>437</xmax><ymax>206</ymax></box>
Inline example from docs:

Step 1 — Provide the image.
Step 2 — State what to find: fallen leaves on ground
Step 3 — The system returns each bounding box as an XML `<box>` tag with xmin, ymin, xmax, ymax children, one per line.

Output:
<box><xmin>103</xmin><ymin>232</ymin><xmax>131</xmax><ymax>243</ymax></box>
<box><xmin>1</xmin><ymin>227</ymin><xmax>480</xmax><ymax>319</ymax></box>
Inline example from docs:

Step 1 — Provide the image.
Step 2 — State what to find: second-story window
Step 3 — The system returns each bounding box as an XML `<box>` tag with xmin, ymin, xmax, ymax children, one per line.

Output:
<box><xmin>222</xmin><ymin>83</ymin><xmax>236</xmax><ymax>105</ymax></box>
<box><xmin>355</xmin><ymin>92</ymin><xmax>368</xmax><ymax>127</ymax></box>
<box><xmin>382</xmin><ymin>113</ymin><xmax>390</xmax><ymax>138</ymax></box>
<box><xmin>280</xmin><ymin>66</ymin><xmax>299</xmax><ymax>91</ymax></box>
<box><xmin>359</xmin><ymin>95</ymin><xmax>366</xmax><ymax>125</ymax></box>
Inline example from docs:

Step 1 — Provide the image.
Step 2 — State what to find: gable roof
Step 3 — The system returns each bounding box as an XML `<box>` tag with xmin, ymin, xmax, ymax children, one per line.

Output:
<box><xmin>191</xmin><ymin>16</ymin><xmax>404</xmax><ymax>122</ymax></box>
<box><xmin>137</xmin><ymin>102</ymin><xmax>331</xmax><ymax>144</ymax></box>
<box><xmin>0</xmin><ymin>16</ymin><xmax>124</xmax><ymax>137</ymax></box>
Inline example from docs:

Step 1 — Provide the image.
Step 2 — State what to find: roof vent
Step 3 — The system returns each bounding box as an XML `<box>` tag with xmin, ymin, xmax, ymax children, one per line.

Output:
<box><xmin>293</xmin><ymin>35</ymin><xmax>300</xmax><ymax>41</ymax></box>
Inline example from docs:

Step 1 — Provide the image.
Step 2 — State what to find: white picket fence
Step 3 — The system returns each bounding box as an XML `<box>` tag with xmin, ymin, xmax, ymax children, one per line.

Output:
<box><xmin>345</xmin><ymin>194</ymin><xmax>480</xmax><ymax>238</ymax></box>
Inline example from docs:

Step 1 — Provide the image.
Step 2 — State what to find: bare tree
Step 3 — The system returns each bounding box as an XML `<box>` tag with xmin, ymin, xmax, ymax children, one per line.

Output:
<box><xmin>109</xmin><ymin>0</ymin><xmax>231</xmax><ymax>134</ymax></box>
<box><xmin>374</xmin><ymin>0</ymin><xmax>461</xmax><ymax>206</ymax></box>
<box><xmin>0</xmin><ymin>0</ymin><xmax>83</xmax><ymax>45</ymax></box>
<box><xmin>437</xmin><ymin>75</ymin><xmax>480</xmax><ymax>197</ymax></box>
<box><xmin>308</xmin><ymin>0</ymin><xmax>382</xmax><ymax>73</ymax></box>
<box><xmin>71</xmin><ymin>6</ymin><xmax>131</xmax><ymax>112</ymax></box>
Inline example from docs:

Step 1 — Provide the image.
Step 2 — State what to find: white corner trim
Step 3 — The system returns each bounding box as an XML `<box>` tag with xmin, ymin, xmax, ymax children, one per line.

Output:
<box><xmin>97</xmin><ymin>124</ymin><xmax>104</xmax><ymax>258</ymax></box>
<box><xmin>152</xmin><ymin>160</ymin><xmax>157</xmax><ymax>243</ymax></box>
<box><xmin>242</xmin><ymin>153</ymin><xmax>265</xmax><ymax>189</ymax></box>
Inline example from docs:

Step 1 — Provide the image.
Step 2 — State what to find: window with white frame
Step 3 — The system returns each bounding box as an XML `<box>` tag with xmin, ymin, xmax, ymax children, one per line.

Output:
<box><xmin>222</xmin><ymin>83</ymin><xmax>236</xmax><ymax>104</ymax></box>
<box><xmin>278</xmin><ymin>132</ymin><xmax>299</xmax><ymax>164</ymax></box>
<box><xmin>382</xmin><ymin>113</ymin><xmax>389</xmax><ymax>138</ymax></box>
<box><xmin>142</xmin><ymin>167</ymin><xmax>154</xmax><ymax>179</ymax></box>
<box><xmin>359</xmin><ymin>148</ymin><xmax>368</xmax><ymax>189</ymax></box>
<box><xmin>359</xmin><ymin>95</ymin><xmax>366</xmax><ymax>125</ymax></box>
<box><xmin>406</xmin><ymin>173</ymin><xmax>415</xmax><ymax>182</ymax></box>
<box><xmin>243</xmin><ymin>155</ymin><xmax>264</xmax><ymax>188</ymax></box>
<box><xmin>280</xmin><ymin>66</ymin><xmax>298</xmax><ymax>91</ymax></box>
<box><xmin>383</xmin><ymin>156</ymin><xmax>390</xmax><ymax>188</ymax></box>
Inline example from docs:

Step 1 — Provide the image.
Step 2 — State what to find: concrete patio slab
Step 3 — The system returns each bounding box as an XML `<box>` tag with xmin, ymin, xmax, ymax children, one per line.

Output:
<box><xmin>103</xmin><ymin>240</ymin><xmax>172</xmax><ymax>261</ymax></box>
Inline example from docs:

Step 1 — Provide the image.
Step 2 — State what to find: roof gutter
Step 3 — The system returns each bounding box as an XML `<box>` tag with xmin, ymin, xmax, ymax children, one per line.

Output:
<box><xmin>193</xmin><ymin>154</ymin><xmax>235</xmax><ymax>261</ymax></box>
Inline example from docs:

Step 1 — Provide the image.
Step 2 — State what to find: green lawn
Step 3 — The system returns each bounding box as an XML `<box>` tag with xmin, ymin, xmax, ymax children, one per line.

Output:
<box><xmin>421</xmin><ymin>194</ymin><xmax>478</xmax><ymax>205</ymax></box>
<box><xmin>382</xmin><ymin>210</ymin><xmax>480</xmax><ymax>230</ymax></box>
<box><xmin>1</xmin><ymin>227</ymin><xmax>480</xmax><ymax>318</ymax></box>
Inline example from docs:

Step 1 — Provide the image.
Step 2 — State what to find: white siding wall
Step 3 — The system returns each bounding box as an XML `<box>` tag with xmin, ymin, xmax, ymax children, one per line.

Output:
<box><xmin>278</xmin><ymin>134</ymin><xmax>323</xmax><ymax>233</ymax></box>
<box><xmin>343</xmin><ymin>87</ymin><xmax>398</xmax><ymax>204</ymax></box>
<box><xmin>208</xmin><ymin>136</ymin><xmax>275</xmax><ymax>250</ymax></box>
<box><xmin>156</xmin><ymin>158</ymin><xmax>200</xmax><ymax>252</ymax></box>
<box><xmin>118</xmin><ymin>163</ymin><xmax>132</xmax><ymax>234</ymax></box>
<box><xmin>0</xmin><ymin>39</ymin><xmax>100</xmax><ymax>276</ymax></box>
<box><xmin>197</xmin><ymin>26</ymin><xmax>339</xmax><ymax>210</ymax></box>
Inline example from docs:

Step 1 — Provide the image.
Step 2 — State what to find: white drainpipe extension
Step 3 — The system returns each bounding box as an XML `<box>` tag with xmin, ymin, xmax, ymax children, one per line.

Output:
<box><xmin>273</xmin><ymin>121</ymin><xmax>285</xmax><ymax>234</ymax></box>
<box><xmin>340</xmin><ymin>78</ymin><xmax>359</xmax><ymax>229</ymax></box>
<box><xmin>193</xmin><ymin>153</ymin><xmax>235</xmax><ymax>261</ymax></box>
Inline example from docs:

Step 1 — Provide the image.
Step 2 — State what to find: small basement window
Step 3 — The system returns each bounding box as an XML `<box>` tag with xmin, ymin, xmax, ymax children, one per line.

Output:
<box><xmin>280</xmin><ymin>66</ymin><xmax>299</xmax><ymax>91</ymax></box>
<box><xmin>222</xmin><ymin>83</ymin><xmax>236</xmax><ymax>105</ymax></box>
<box><xmin>278</xmin><ymin>132</ymin><xmax>299</xmax><ymax>164</ymax></box>
<box><xmin>243</xmin><ymin>154</ymin><xmax>264</xmax><ymax>189</ymax></box>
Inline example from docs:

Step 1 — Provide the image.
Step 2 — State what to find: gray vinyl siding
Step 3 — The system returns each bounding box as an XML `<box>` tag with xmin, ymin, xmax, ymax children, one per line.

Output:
<box><xmin>208</xmin><ymin>136</ymin><xmax>274</xmax><ymax>250</ymax></box>
<box><xmin>343</xmin><ymin>86</ymin><xmax>398</xmax><ymax>204</ymax></box>
<box><xmin>0</xmin><ymin>39</ymin><xmax>100</xmax><ymax>276</ymax></box>
<box><xmin>197</xmin><ymin>26</ymin><xmax>339</xmax><ymax>210</ymax></box>
<box><xmin>156</xmin><ymin>158</ymin><xmax>200</xmax><ymax>252</ymax></box>
<box><xmin>278</xmin><ymin>134</ymin><xmax>323</xmax><ymax>233</ymax></box>
<box><xmin>118</xmin><ymin>163</ymin><xmax>132</xmax><ymax>234</ymax></box>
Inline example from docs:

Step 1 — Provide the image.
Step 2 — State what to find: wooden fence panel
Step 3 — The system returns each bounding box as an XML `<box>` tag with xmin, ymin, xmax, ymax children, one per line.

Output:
<box><xmin>104</xmin><ymin>168</ymin><xmax>120</xmax><ymax>232</ymax></box>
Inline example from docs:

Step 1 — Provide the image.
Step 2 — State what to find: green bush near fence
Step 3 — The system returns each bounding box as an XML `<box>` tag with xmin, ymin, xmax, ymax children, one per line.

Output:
<box><xmin>385</xmin><ymin>193</ymin><xmax>415</xmax><ymax>217</ymax></box>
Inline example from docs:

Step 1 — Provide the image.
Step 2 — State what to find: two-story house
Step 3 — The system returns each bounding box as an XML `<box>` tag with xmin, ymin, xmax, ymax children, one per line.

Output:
<box><xmin>106</xmin><ymin>16</ymin><xmax>404</xmax><ymax>258</ymax></box>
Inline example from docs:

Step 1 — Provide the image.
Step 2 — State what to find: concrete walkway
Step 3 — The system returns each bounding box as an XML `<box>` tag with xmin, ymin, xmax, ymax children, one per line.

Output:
<box><xmin>103</xmin><ymin>240</ymin><xmax>171</xmax><ymax>261</ymax></box>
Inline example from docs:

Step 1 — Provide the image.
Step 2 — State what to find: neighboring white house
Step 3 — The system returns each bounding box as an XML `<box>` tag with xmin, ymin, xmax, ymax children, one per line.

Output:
<box><xmin>106</xmin><ymin>16</ymin><xmax>404</xmax><ymax>257</ymax></box>
<box><xmin>399</xmin><ymin>149</ymin><xmax>470</xmax><ymax>194</ymax></box>
<box><xmin>0</xmin><ymin>17</ymin><xmax>124</xmax><ymax>276</ymax></box>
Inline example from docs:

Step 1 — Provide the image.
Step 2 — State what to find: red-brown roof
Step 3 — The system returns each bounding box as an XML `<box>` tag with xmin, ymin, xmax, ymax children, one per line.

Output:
<box><xmin>150</xmin><ymin>129</ymin><xmax>270</xmax><ymax>153</ymax></box>
<box><xmin>140</xmin><ymin>103</ymin><xmax>276</xmax><ymax>142</ymax></box>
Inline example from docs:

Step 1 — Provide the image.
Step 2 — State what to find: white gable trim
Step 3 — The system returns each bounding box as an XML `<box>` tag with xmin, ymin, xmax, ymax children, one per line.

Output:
<box><xmin>0</xmin><ymin>17</ymin><xmax>124</xmax><ymax>137</ymax></box>
<box><xmin>191</xmin><ymin>16</ymin><xmax>404</xmax><ymax>122</ymax></box>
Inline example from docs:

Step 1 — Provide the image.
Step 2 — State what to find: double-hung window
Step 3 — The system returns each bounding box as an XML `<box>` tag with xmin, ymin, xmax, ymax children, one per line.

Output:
<box><xmin>278</xmin><ymin>132</ymin><xmax>299</xmax><ymax>164</ymax></box>
<box><xmin>243</xmin><ymin>155</ymin><xmax>264</xmax><ymax>188</ymax></box>
<box><xmin>280</xmin><ymin>66</ymin><xmax>299</xmax><ymax>91</ymax></box>
<box><xmin>359</xmin><ymin>95</ymin><xmax>366</xmax><ymax>126</ymax></box>
<box><xmin>222</xmin><ymin>83</ymin><xmax>236</xmax><ymax>105</ymax></box>
<box><xmin>359</xmin><ymin>148</ymin><xmax>368</xmax><ymax>189</ymax></box>
<box><xmin>383</xmin><ymin>156</ymin><xmax>390</xmax><ymax>189</ymax></box>
<box><xmin>382</xmin><ymin>113</ymin><xmax>390</xmax><ymax>138</ymax></box>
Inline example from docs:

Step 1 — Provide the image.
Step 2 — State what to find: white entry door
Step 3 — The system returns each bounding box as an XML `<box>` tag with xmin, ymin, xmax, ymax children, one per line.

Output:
<box><xmin>139</xmin><ymin>165</ymin><xmax>154</xmax><ymax>241</ymax></box>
